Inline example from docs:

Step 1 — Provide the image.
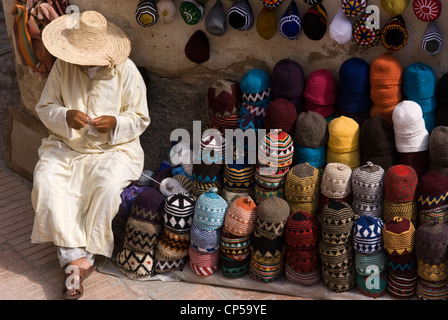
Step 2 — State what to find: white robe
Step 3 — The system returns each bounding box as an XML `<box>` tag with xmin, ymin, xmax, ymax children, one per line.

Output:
<box><xmin>31</xmin><ymin>58</ymin><xmax>150</xmax><ymax>258</ymax></box>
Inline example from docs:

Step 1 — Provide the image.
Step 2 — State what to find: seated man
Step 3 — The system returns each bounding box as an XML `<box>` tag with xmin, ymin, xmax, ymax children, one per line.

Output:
<box><xmin>30</xmin><ymin>10</ymin><xmax>150</xmax><ymax>299</ymax></box>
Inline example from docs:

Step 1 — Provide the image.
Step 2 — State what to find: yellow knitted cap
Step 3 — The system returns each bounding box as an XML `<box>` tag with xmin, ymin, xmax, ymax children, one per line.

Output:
<box><xmin>327</xmin><ymin>116</ymin><xmax>360</xmax><ymax>153</ymax></box>
<box><xmin>380</xmin><ymin>0</ymin><xmax>410</xmax><ymax>17</ymax></box>
<box><xmin>326</xmin><ymin>148</ymin><xmax>360</xmax><ymax>171</ymax></box>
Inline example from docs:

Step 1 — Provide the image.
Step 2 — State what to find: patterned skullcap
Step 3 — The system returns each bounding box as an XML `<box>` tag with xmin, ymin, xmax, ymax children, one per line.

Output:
<box><xmin>384</xmin><ymin>165</ymin><xmax>418</xmax><ymax>203</ymax></box>
<box><xmin>285</xmin><ymin>210</ymin><xmax>320</xmax><ymax>248</ymax></box>
<box><xmin>179</xmin><ymin>0</ymin><xmax>204</xmax><ymax>25</ymax></box>
<box><xmin>321</xmin><ymin>200</ymin><xmax>357</xmax><ymax>246</ymax></box>
<box><xmin>228</xmin><ymin>0</ymin><xmax>254</xmax><ymax>31</ymax></box>
<box><xmin>353</xmin><ymin>11</ymin><xmax>380</xmax><ymax>48</ymax></box>
<box><xmin>416</xmin><ymin>221</ymin><xmax>448</xmax><ymax>264</ymax></box>
<box><xmin>413</xmin><ymin>0</ymin><xmax>442</xmax><ymax>22</ymax></box>
<box><xmin>193</xmin><ymin>187</ymin><xmax>228</xmax><ymax>231</ymax></box>
<box><xmin>279</xmin><ymin>0</ymin><xmax>302</xmax><ymax>40</ymax></box>
<box><xmin>255</xmin><ymin>196</ymin><xmax>290</xmax><ymax>239</ymax></box>
<box><xmin>320</xmin><ymin>163</ymin><xmax>352</xmax><ymax>199</ymax></box>
<box><xmin>189</xmin><ymin>245</ymin><xmax>220</xmax><ymax>277</ymax></box>
<box><xmin>190</xmin><ymin>223</ymin><xmax>221</xmax><ymax>253</ymax></box>
<box><xmin>258</xmin><ymin>129</ymin><xmax>294</xmax><ymax>168</ymax></box>
<box><xmin>383</xmin><ymin>216</ymin><xmax>416</xmax><ymax>256</ymax></box>
<box><xmin>135</xmin><ymin>0</ymin><xmax>158</xmax><ymax>27</ymax></box>
<box><xmin>342</xmin><ymin>0</ymin><xmax>367</xmax><ymax>17</ymax></box>
<box><xmin>220</xmin><ymin>230</ymin><xmax>251</xmax><ymax>261</ymax></box>
<box><xmin>163</xmin><ymin>193</ymin><xmax>195</xmax><ymax>232</ymax></box>
<box><xmin>224</xmin><ymin>196</ymin><xmax>258</xmax><ymax>237</ymax></box>
<box><xmin>418</xmin><ymin>170</ymin><xmax>448</xmax><ymax>210</ymax></box>
<box><xmin>421</xmin><ymin>22</ymin><xmax>443</xmax><ymax>56</ymax></box>
<box><xmin>353</xmin><ymin>215</ymin><xmax>384</xmax><ymax>255</ymax></box>
<box><xmin>351</xmin><ymin>161</ymin><xmax>385</xmax><ymax>203</ymax></box>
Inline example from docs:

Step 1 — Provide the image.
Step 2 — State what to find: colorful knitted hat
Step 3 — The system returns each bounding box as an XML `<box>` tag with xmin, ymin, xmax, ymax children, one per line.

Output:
<box><xmin>263</xmin><ymin>98</ymin><xmax>298</xmax><ymax>135</ymax></box>
<box><xmin>355</xmin><ymin>251</ymin><xmax>387</xmax><ymax>276</ymax></box>
<box><xmin>384</xmin><ymin>165</ymin><xmax>418</xmax><ymax>203</ymax></box>
<box><xmin>413</xmin><ymin>0</ymin><xmax>442</xmax><ymax>22</ymax></box>
<box><xmin>260</xmin><ymin>0</ymin><xmax>283</xmax><ymax>9</ymax></box>
<box><xmin>163</xmin><ymin>193</ymin><xmax>195</xmax><ymax>232</ymax></box>
<box><xmin>421</xmin><ymin>22</ymin><xmax>443</xmax><ymax>56</ymax></box>
<box><xmin>258</xmin><ymin>129</ymin><xmax>294</xmax><ymax>168</ymax></box>
<box><xmin>271</xmin><ymin>58</ymin><xmax>305</xmax><ymax>101</ymax></box>
<box><xmin>285</xmin><ymin>163</ymin><xmax>320</xmax><ymax>212</ymax></box>
<box><xmin>416</xmin><ymin>221</ymin><xmax>448</xmax><ymax>264</ymax></box>
<box><xmin>353</xmin><ymin>11</ymin><xmax>380</xmax><ymax>48</ymax></box>
<box><xmin>228</xmin><ymin>0</ymin><xmax>254</xmax><ymax>31</ymax></box>
<box><xmin>321</xmin><ymin>200</ymin><xmax>357</xmax><ymax>246</ymax></box>
<box><xmin>387</xmin><ymin>269</ymin><xmax>418</xmax><ymax>299</ymax></box>
<box><xmin>254</xmin><ymin>165</ymin><xmax>288</xmax><ymax>202</ymax></box>
<box><xmin>342</xmin><ymin>0</ymin><xmax>367</xmax><ymax>17</ymax></box>
<box><xmin>279</xmin><ymin>0</ymin><xmax>302</xmax><ymax>40</ymax></box>
<box><xmin>356</xmin><ymin>272</ymin><xmax>388</xmax><ymax>298</ymax></box>
<box><xmin>190</xmin><ymin>223</ymin><xmax>221</xmax><ymax>253</ymax></box>
<box><xmin>381</xmin><ymin>15</ymin><xmax>408</xmax><ymax>52</ymax></box>
<box><xmin>285</xmin><ymin>210</ymin><xmax>320</xmax><ymax>248</ymax></box>
<box><xmin>189</xmin><ymin>245</ymin><xmax>220</xmax><ymax>277</ymax></box>
<box><xmin>156</xmin><ymin>0</ymin><xmax>176</xmax><ymax>24</ymax></box>
<box><xmin>294</xmin><ymin>111</ymin><xmax>328</xmax><ymax>148</ymax></box>
<box><xmin>303</xmin><ymin>69</ymin><xmax>338</xmax><ymax>106</ymax></box>
<box><xmin>135</xmin><ymin>0</ymin><xmax>158</xmax><ymax>27</ymax></box>
<box><xmin>256</xmin><ymin>6</ymin><xmax>277</xmax><ymax>40</ymax></box>
<box><xmin>392</xmin><ymin>100</ymin><xmax>429</xmax><ymax>153</ymax></box>
<box><xmin>381</xmin><ymin>0</ymin><xmax>410</xmax><ymax>16</ymax></box>
<box><xmin>320</xmin><ymin>163</ymin><xmax>352</xmax><ymax>199</ymax></box>
<box><xmin>224</xmin><ymin>196</ymin><xmax>258</xmax><ymax>237</ymax></box>
<box><xmin>179</xmin><ymin>0</ymin><xmax>204</xmax><ymax>25</ymax></box>
<box><xmin>184</xmin><ymin>30</ymin><xmax>209</xmax><ymax>64</ymax></box>
<box><xmin>383</xmin><ymin>198</ymin><xmax>418</xmax><ymax>227</ymax></box>
<box><xmin>207</xmin><ymin>79</ymin><xmax>240</xmax><ymax>118</ymax></box>
<box><xmin>353</xmin><ymin>215</ymin><xmax>384</xmax><ymax>255</ymax></box>
<box><xmin>383</xmin><ymin>216</ymin><xmax>416</xmax><ymax>256</ymax></box>
<box><xmin>220</xmin><ymin>253</ymin><xmax>250</xmax><ymax>278</ymax></box>
<box><xmin>223</xmin><ymin>160</ymin><xmax>255</xmax><ymax>194</ymax></box>
<box><xmin>154</xmin><ymin>252</ymin><xmax>186</xmax><ymax>274</ymax></box>
<box><xmin>205</xmin><ymin>0</ymin><xmax>227</xmax><ymax>36</ymax></box>
<box><xmin>285</xmin><ymin>264</ymin><xmax>321</xmax><ymax>286</ymax></box>
<box><xmin>352</xmin><ymin>161</ymin><xmax>385</xmax><ymax>203</ymax></box>
<box><xmin>156</xmin><ymin>228</ymin><xmax>190</xmax><ymax>260</ymax></box>
<box><xmin>329</xmin><ymin>8</ymin><xmax>352</xmax><ymax>45</ymax></box>
<box><xmin>193</xmin><ymin>187</ymin><xmax>228</xmax><ymax>231</ymax></box>
<box><xmin>418</xmin><ymin>170</ymin><xmax>448</xmax><ymax>211</ymax></box>
<box><xmin>302</xmin><ymin>3</ymin><xmax>327</xmax><ymax>41</ymax></box>
<box><xmin>417</xmin><ymin>278</ymin><xmax>448</xmax><ymax>300</ymax></box>
<box><xmin>327</xmin><ymin>116</ymin><xmax>360</xmax><ymax>154</ymax></box>
<box><xmin>255</xmin><ymin>196</ymin><xmax>290</xmax><ymax>239</ymax></box>
<box><xmin>239</xmin><ymin>69</ymin><xmax>271</xmax><ymax>120</ymax></box>
<box><xmin>220</xmin><ymin>230</ymin><xmax>251</xmax><ymax>261</ymax></box>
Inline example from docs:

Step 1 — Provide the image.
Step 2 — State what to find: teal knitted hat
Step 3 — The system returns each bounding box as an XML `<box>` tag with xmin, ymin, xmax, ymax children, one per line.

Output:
<box><xmin>193</xmin><ymin>188</ymin><xmax>228</xmax><ymax>231</ymax></box>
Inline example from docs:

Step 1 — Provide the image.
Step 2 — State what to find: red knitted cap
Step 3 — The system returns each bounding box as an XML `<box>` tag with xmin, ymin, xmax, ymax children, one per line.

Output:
<box><xmin>384</xmin><ymin>165</ymin><xmax>418</xmax><ymax>202</ymax></box>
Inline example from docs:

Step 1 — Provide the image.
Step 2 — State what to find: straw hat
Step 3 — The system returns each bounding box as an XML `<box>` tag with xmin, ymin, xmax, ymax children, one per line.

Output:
<box><xmin>42</xmin><ymin>11</ymin><xmax>131</xmax><ymax>67</ymax></box>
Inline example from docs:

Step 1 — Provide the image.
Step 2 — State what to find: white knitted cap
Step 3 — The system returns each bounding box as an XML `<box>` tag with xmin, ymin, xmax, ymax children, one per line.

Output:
<box><xmin>320</xmin><ymin>162</ymin><xmax>353</xmax><ymax>198</ymax></box>
<box><xmin>329</xmin><ymin>8</ymin><xmax>352</xmax><ymax>45</ymax></box>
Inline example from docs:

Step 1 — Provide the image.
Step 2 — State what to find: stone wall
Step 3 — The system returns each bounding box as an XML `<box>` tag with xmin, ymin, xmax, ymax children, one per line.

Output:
<box><xmin>3</xmin><ymin>0</ymin><xmax>448</xmax><ymax>171</ymax></box>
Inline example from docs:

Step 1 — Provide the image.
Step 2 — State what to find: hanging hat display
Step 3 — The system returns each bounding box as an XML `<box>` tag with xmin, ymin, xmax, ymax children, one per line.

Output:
<box><xmin>184</xmin><ymin>30</ymin><xmax>210</xmax><ymax>64</ymax></box>
<box><xmin>256</xmin><ymin>6</ymin><xmax>277</xmax><ymax>40</ymax></box>
<box><xmin>205</xmin><ymin>0</ymin><xmax>227</xmax><ymax>36</ymax></box>
<box><xmin>156</xmin><ymin>0</ymin><xmax>176</xmax><ymax>24</ymax></box>
<box><xmin>135</xmin><ymin>0</ymin><xmax>158</xmax><ymax>27</ymax></box>
<box><xmin>381</xmin><ymin>15</ymin><xmax>408</xmax><ymax>52</ymax></box>
<box><xmin>413</xmin><ymin>0</ymin><xmax>442</xmax><ymax>22</ymax></box>
<box><xmin>353</xmin><ymin>9</ymin><xmax>380</xmax><ymax>47</ymax></box>
<box><xmin>421</xmin><ymin>21</ymin><xmax>443</xmax><ymax>55</ymax></box>
<box><xmin>179</xmin><ymin>0</ymin><xmax>204</xmax><ymax>25</ymax></box>
<box><xmin>279</xmin><ymin>0</ymin><xmax>302</xmax><ymax>40</ymax></box>
<box><xmin>228</xmin><ymin>0</ymin><xmax>254</xmax><ymax>31</ymax></box>
<box><xmin>380</xmin><ymin>0</ymin><xmax>410</xmax><ymax>16</ymax></box>
<box><xmin>341</xmin><ymin>0</ymin><xmax>367</xmax><ymax>17</ymax></box>
<box><xmin>302</xmin><ymin>3</ymin><xmax>327</xmax><ymax>41</ymax></box>
<box><xmin>329</xmin><ymin>8</ymin><xmax>352</xmax><ymax>45</ymax></box>
<box><xmin>260</xmin><ymin>0</ymin><xmax>284</xmax><ymax>9</ymax></box>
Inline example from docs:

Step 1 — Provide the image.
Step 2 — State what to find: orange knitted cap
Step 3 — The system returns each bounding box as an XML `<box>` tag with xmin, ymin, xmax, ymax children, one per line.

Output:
<box><xmin>370</xmin><ymin>53</ymin><xmax>403</xmax><ymax>86</ymax></box>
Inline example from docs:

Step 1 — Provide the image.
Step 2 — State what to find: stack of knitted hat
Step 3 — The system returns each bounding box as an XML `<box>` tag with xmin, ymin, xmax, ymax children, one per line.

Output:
<box><xmin>220</xmin><ymin>196</ymin><xmax>258</xmax><ymax>278</ymax></box>
<box><xmin>417</xmin><ymin>170</ymin><xmax>448</xmax><ymax>225</ymax></box>
<box><xmin>436</xmin><ymin>74</ymin><xmax>448</xmax><ymax>127</ymax></box>
<box><xmin>429</xmin><ymin>126</ymin><xmax>448</xmax><ymax>177</ymax></box>
<box><xmin>383</xmin><ymin>216</ymin><xmax>418</xmax><ymax>299</ymax></box>
<box><xmin>403</xmin><ymin>62</ymin><xmax>437</xmax><ymax>133</ymax></box>
<box><xmin>249</xmin><ymin>196</ymin><xmax>289</xmax><ymax>282</ymax></box>
<box><xmin>190</xmin><ymin>187</ymin><xmax>228</xmax><ymax>277</ymax></box>
<box><xmin>415</xmin><ymin>221</ymin><xmax>448</xmax><ymax>300</ymax></box>
<box><xmin>293</xmin><ymin>111</ymin><xmax>328</xmax><ymax>172</ymax></box>
<box><xmin>327</xmin><ymin>116</ymin><xmax>360</xmax><ymax>170</ymax></box>
<box><xmin>319</xmin><ymin>200</ymin><xmax>357</xmax><ymax>293</ymax></box>
<box><xmin>116</xmin><ymin>188</ymin><xmax>166</xmax><ymax>279</ymax></box>
<box><xmin>255</xmin><ymin>129</ymin><xmax>294</xmax><ymax>203</ymax></box>
<box><xmin>192</xmin><ymin>132</ymin><xmax>225</xmax><ymax>198</ymax></box>
<box><xmin>319</xmin><ymin>163</ymin><xmax>353</xmax><ymax>222</ymax></box>
<box><xmin>207</xmin><ymin>79</ymin><xmax>241</xmax><ymax>134</ymax></box>
<box><xmin>360</xmin><ymin>115</ymin><xmax>398</xmax><ymax>173</ymax></box>
<box><xmin>270</xmin><ymin>58</ymin><xmax>305</xmax><ymax>113</ymax></box>
<box><xmin>369</xmin><ymin>53</ymin><xmax>403</xmax><ymax>124</ymax></box>
<box><xmin>303</xmin><ymin>69</ymin><xmax>338</xmax><ymax>122</ymax></box>
<box><xmin>353</xmin><ymin>215</ymin><xmax>388</xmax><ymax>298</ymax></box>
<box><xmin>285</xmin><ymin>162</ymin><xmax>321</xmax><ymax>216</ymax></box>
<box><xmin>239</xmin><ymin>68</ymin><xmax>272</xmax><ymax>126</ymax></box>
<box><xmin>383</xmin><ymin>165</ymin><xmax>419</xmax><ymax>226</ymax></box>
<box><xmin>351</xmin><ymin>161</ymin><xmax>385</xmax><ymax>219</ymax></box>
<box><xmin>285</xmin><ymin>210</ymin><xmax>321</xmax><ymax>286</ymax></box>
<box><xmin>263</xmin><ymin>98</ymin><xmax>298</xmax><ymax>136</ymax></box>
<box><xmin>154</xmin><ymin>193</ymin><xmax>195</xmax><ymax>274</ymax></box>
<box><xmin>392</xmin><ymin>100</ymin><xmax>430</xmax><ymax>179</ymax></box>
<box><xmin>337</xmin><ymin>57</ymin><xmax>371</xmax><ymax>125</ymax></box>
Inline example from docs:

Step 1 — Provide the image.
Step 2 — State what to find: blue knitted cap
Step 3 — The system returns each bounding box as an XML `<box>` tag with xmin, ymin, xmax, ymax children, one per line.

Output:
<box><xmin>353</xmin><ymin>215</ymin><xmax>384</xmax><ymax>255</ymax></box>
<box><xmin>240</xmin><ymin>69</ymin><xmax>270</xmax><ymax>95</ymax></box>
<box><xmin>339</xmin><ymin>57</ymin><xmax>370</xmax><ymax>94</ymax></box>
<box><xmin>403</xmin><ymin>62</ymin><xmax>436</xmax><ymax>100</ymax></box>
<box><xmin>193</xmin><ymin>187</ymin><xmax>228</xmax><ymax>230</ymax></box>
<box><xmin>293</xmin><ymin>145</ymin><xmax>326</xmax><ymax>168</ymax></box>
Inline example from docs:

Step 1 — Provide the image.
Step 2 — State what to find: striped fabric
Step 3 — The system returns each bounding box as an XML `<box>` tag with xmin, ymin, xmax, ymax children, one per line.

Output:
<box><xmin>258</xmin><ymin>130</ymin><xmax>294</xmax><ymax>168</ymax></box>
<box><xmin>12</xmin><ymin>4</ymin><xmax>38</xmax><ymax>68</ymax></box>
<box><xmin>421</xmin><ymin>22</ymin><xmax>443</xmax><ymax>55</ymax></box>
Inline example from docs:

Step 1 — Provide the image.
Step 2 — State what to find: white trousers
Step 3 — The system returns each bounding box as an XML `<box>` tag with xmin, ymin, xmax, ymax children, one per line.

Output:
<box><xmin>57</xmin><ymin>246</ymin><xmax>95</xmax><ymax>269</ymax></box>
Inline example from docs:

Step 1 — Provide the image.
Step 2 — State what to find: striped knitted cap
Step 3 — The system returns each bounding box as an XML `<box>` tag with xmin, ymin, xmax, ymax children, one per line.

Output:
<box><xmin>355</xmin><ymin>251</ymin><xmax>387</xmax><ymax>276</ymax></box>
<box><xmin>327</xmin><ymin>116</ymin><xmax>360</xmax><ymax>153</ymax></box>
<box><xmin>384</xmin><ymin>165</ymin><xmax>418</xmax><ymax>203</ymax></box>
<box><xmin>320</xmin><ymin>163</ymin><xmax>352</xmax><ymax>199</ymax></box>
<box><xmin>228</xmin><ymin>0</ymin><xmax>254</xmax><ymax>31</ymax></box>
<box><xmin>193</xmin><ymin>187</ymin><xmax>228</xmax><ymax>231</ymax></box>
<box><xmin>223</xmin><ymin>162</ymin><xmax>256</xmax><ymax>193</ymax></box>
<box><xmin>302</xmin><ymin>4</ymin><xmax>328</xmax><ymax>41</ymax></box>
<box><xmin>352</xmin><ymin>161</ymin><xmax>385</xmax><ymax>203</ymax></box>
<box><xmin>421</xmin><ymin>22</ymin><xmax>443</xmax><ymax>56</ymax></box>
<box><xmin>386</xmin><ymin>269</ymin><xmax>418</xmax><ymax>299</ymax></box>
<box><xmin>190</xmin><ymin>223</ymin><xmax>221</xmax><ymax>253</ymax></box>
<box><xmin>163</xmin><ymin>193</ymin><xmax>195</xmax><ymax>232</ymax></box>
<box><xmin>285</xmin><ymin>211</ymin><xmax>320</xmax><ymax>248</ymax></box>
<box><xmin>154</xmin><ymin>253</ymin><xmax>186</xmax><ymax>274</ymax></box>
<box><xmin>321</xmin><ymin>200</ymin><xmax>357</xmax><ymax>246</ymax></box>
<box><xmin>220</xmin><ymin>253</ymin><xmax>250</xmax><ymax>278</ymax></box>
<box><xmin>285</xmin><ymin>264</ymin><xmax>321</xmax><ymax>286</ymax></box>
<box><xmin>285</xmin><ymin>246</ymin><xmax>320</xmax><ymax>273</ymax></box>
<box><xmin>416</xmin><ymin>221</ymin><xmax>448</xmax><ymax>264</ymax></box>
<box><xmin>224</xmin><ymin>196</ymin><xmax>258</xmax><ymax>237</ymax></box>
<box><xmin>417</xmin><ymin>278</ymin><xmax>448</xmax><ymax>300</ymax></box>
<box><xmin>383</xmin><ymin>216</ymin><xmax>416</xmax><ymax>256</ymax></box>
<box><xmin>383</xmin><ymin>198</ymin><xmax>418</xmax><ymax>226</ymax></box>
<box><xmin>353</xmin><ymin>215</ymin><xmax>384</xmax><ymax>255</ymax></box>
<box><xmin>189</xmin><ymin>245</ymin><xmax>220</xmax><ymax>277</ymax></box>
<box><xmin>418</xmin><ymin>170</ymin><xmax>448</xmax><ymax>210</ymax></box>
<box><xmin>356</xmin><ymin>272</ymin><xmax>388</xmax><ymax>298</ymax></box>
<box><xmin>130</xmin><ymin>188</ymin><xmax>165</xmax><ymax>225</ymax></box>
<box><xmin>156</xmin><ymin>228</ymin><xmax>190</xmax><ymax>260</ymax></box>
<box><xmin>258</xmin><ymin>129</ymin><xmax>294</xmax><ymax>168</ymax></box>
<box><xmin>285</xmin><ymin>163</ymin><xmax>320</xmax><ymax>204</ymax></box>
<box><xmin>135</xmin><ymin>0</ymin><xmax>158</xmax><ymax>27</ymax></box>
<box><xmin>220</xmin><ymin>230</ymin><xmax>251</xmax><ymax>261</ymax></box>
<box><xmin>255</xmin><ymin>196</ymin><xmax>290</xmax><ymax>239</ymax></box>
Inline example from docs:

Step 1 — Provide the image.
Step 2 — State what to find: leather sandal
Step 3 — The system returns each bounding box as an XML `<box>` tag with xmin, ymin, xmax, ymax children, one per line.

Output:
<box><xmin>62</xmin><ymin>264</ymin><xmax>96</xmax><ymax>300</ymax></box>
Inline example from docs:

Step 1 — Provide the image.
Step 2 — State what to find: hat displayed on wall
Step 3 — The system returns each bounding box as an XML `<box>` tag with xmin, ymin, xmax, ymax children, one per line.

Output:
<box><xmin>329</xmin><ymin>8</ymin><xmax>352</xmax><ymax>45</ymax></box>
<box><xmin>413</xmin><ymin>0</ymin><xmax>442</xmax><ymax>22</ymax></box>
<box><xmin>421</xmin><ymin>22</ymin><xmax>443</xmax><ymax>55</ymax></box>
<box><xmin>156</xmin><ymin>0</ymin><xmax>176</xmax><ymax>24</ymax></box>
<box><xmin>185</xmin><ymin>30</ymin><xmax>210</xmax><ymax>64</ymax></box>
<box><xmin>135</xmin><ymin>0</ymin><xmax>158</xmax><ymax>27</ymax></box>
<box><xmin>256</xmin><ymin>6</ymin><xmax>277</xmax><ymax>40</ymax></box>
<box><xmin>342</xmin><ymin>0</ymin><xmax>367</xmax><ymax>17</ymax></box>
<box><xmin>381</xmin><ymin>0</ymin><xmax>410</xmax><ymax>16</ymax></box>
<box><xmin>279</xmin><ymin>0</ymin><xmax>302</xmax><ymax>40</ymax></box>
<box><xmin>381</xmin><ymin>15</ymin><xmax>408</xmax><ymax>52</ymax></box>
<box><xmin>353</xmin><ymin>11</ymin><xmax>380</xmax><ymax>47</ymax></box>
<box><xmin>205</xmin><ymin>0</ymin><xmax>227</xmax><ymax>36</ymax></box>
<box><xmin>179</xmin><ymin>0</ymin><xmax>204</xmax><ymax>25</ymax></box>
<box><xmin>302</xmin><ymin>3</ymin><xmax>327</xmax><ymax>41</ymax></box>
<box><xmin>260</xmin><ymin>0</ymin><xmax>284</xmax><ymax>9</ymax></box>
<box><xmin>228</xmin><ymin>0</ymin><xmax>254</xmax><ymax>31</ymax></box>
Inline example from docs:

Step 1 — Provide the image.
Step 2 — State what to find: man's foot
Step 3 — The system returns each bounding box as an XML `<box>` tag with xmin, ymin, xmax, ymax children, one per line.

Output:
<box><xmin>62</xmin><ymin>258</ymin><xmax>95</xmax><ymax>300</ymax></box>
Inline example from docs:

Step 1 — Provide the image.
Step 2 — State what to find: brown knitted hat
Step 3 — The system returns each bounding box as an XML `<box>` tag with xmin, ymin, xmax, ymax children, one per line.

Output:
<box><xmin>255</xmin><ymin>196</ymin><xmax>290</xmax><ymax>239</ymax></box>
<box><xmin>294</xmin><ymin>111</ymin><xmax>328</xmax><ymax>148</ymax></box>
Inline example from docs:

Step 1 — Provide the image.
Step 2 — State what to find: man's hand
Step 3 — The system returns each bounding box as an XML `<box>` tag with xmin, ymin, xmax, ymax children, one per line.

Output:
<box><xmin>89</xmin><ymin>116</ymin><xmax>117</xmax><ymax>134</ymax></box>
<box><xmin>66</xmin><ymin>110</ymin><xmax>91</xmax><ymax>130</ymax></box>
